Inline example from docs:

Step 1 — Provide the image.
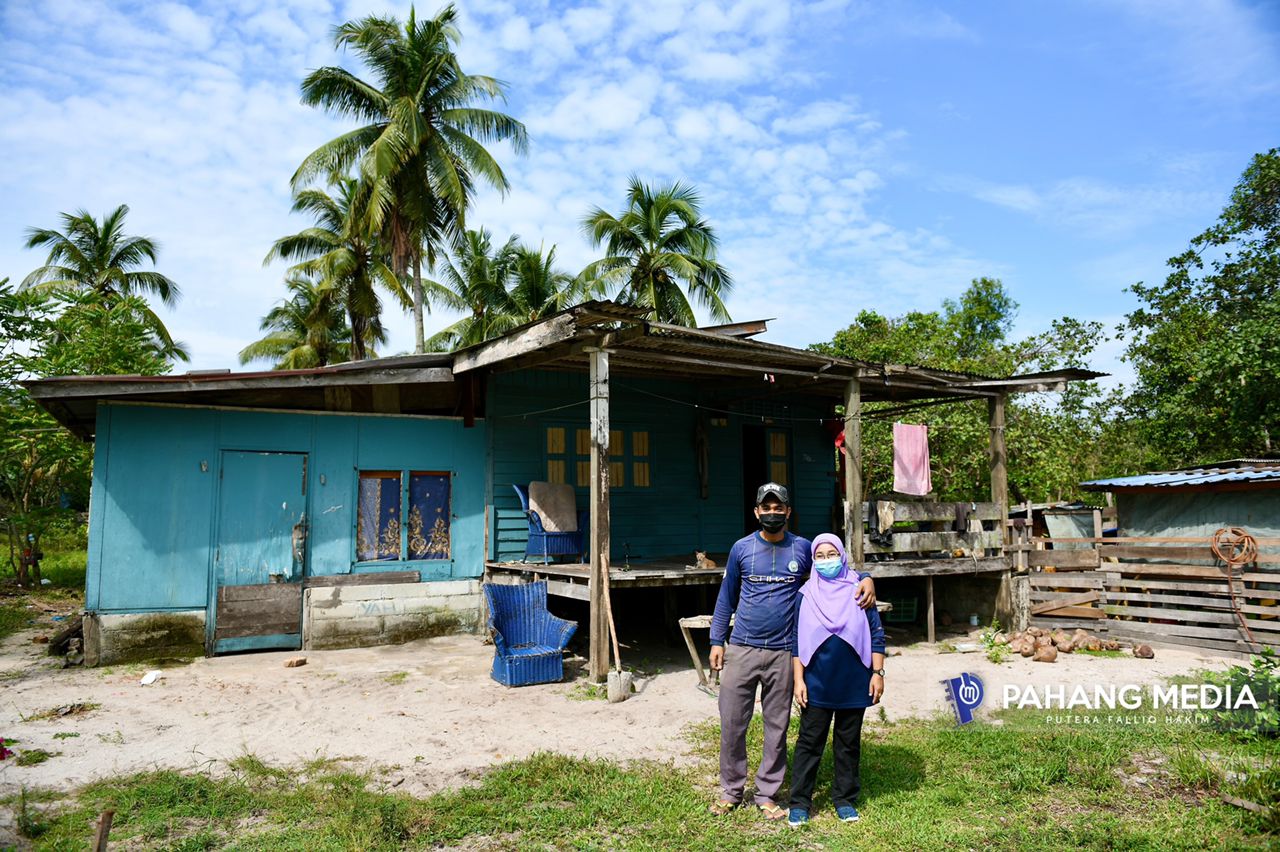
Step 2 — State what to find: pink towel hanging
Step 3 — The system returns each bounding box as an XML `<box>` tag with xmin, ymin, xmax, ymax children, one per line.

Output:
<box><xmin>893</xmin><ymin>422</ymin><xmax>932</xmax><ymax>496</ymax></box>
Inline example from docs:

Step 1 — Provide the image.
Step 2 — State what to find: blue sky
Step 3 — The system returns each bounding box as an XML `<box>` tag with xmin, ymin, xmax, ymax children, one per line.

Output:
<box><xmin>1</xmin><ymin>0</ymin><xmax>1277</xmax><ymax>385</ymax></box>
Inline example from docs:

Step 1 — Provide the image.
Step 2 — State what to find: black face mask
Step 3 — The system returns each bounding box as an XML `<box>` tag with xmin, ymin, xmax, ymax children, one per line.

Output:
<box><xmin>759</xmin><ymin>512</ymin><xmax>787</xmax><ymax>533</ymax></box>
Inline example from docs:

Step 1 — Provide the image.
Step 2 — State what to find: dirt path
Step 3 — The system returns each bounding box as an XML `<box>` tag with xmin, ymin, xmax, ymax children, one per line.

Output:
<box><xmin>0</xmin><ymin>628</ymin><xmax>1238</xmax><ymax>800</ymax></box>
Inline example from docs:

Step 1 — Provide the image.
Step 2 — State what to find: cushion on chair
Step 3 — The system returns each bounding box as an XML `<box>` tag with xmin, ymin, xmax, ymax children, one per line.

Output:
<box><xmin>529</xmin><ymin>481</ymin><xmax>578</xmax><ymax>532</ymax></box>
<box><xmin>507</xmin><ymin>644</ymin><xmax>560</xmax><ymax>657</ymax></box>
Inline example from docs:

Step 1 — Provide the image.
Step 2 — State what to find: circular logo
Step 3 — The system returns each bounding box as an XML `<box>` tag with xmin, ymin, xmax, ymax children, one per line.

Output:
<box><xmin>787</xmin><ymin>560</ymin><xmax>799</xmax><ymax>573</ymax></box>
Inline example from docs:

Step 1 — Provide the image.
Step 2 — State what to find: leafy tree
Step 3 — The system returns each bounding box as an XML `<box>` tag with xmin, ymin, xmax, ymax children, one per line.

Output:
<box><xmin>581</xmin><ymin>176</ymin><xmax>733</xmax><ymax>326</ymax></box>
<box><xmin>21</xmin><ymin>204</ymin><xmax>187</xmax><ymax>359</ymax></box>
<box><xmin>425</xmin><ymin>228</ymin><xmax>520</xmax><ymax>350</ymax></box>
<box><xmin>265</xmin><ymin>178</ymin><xmax>406</xmax><ymax>361</ymax></box>
<box><xmin>239</xmin><ymin>274</ymin><xmax>356</xmax><ymax>369</ymax></box>
<box><xmin>424</xmin><ymin>233</ymin><xmax>587</xmax><ymax>350</ymax></box>
<box><xmin>0</xmin><ymin>284</ymin><xmax>173</xmax><ymax>583</ymax></box>
<box><xmin>509</xmin><ymin>244</ymin><xmax>583</xmax><ymax>323</ymax></box>
<box><xmin>1123</xmin><ymin>148</ymin><xmax>1280</xmax><ymax>464</ymax></box>
<box><xmin>294</xmin><ymin>4</ymin><xmax>528</xmax><ymax>352</ymax></box>
<box><xmin>813</xmin><ymin>279</ymin><xmax>1122</xmax><ymax>503</ymax></box>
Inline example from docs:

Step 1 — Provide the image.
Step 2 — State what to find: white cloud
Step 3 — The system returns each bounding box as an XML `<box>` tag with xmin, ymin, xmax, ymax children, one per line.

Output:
<box><xmin>499</xmin><ymin>16</ymin><xmax>533</xmax><ymax>51</ymax></box>
<box><xmin>1111</xmin><ymin>0</ymin><xmax>1280</xmax><ymax>100</ymax></box>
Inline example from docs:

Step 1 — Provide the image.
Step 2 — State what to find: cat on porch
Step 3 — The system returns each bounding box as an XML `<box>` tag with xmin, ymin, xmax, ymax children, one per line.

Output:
<box><xmin>695</xmin><ymin>551</ymin><xmax>718</xmax><ymax>570</ymax></box>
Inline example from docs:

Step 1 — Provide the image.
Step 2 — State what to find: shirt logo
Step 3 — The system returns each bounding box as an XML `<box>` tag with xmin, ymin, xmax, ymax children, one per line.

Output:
<box><xmin>745</xmin><ymin>575</ymin><xmax>796</xmax><ymax>584</ymax></box>
<box><xmin>787</xmin><ymin>560</ymin><xmax>799</xmax><ymax>573</ymax></box>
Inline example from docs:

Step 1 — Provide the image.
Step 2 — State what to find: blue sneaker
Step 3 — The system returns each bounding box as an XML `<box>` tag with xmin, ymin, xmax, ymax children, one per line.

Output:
<box><xmin>836</xmin><ymin>804</ymin><xmax>860</xmax><ymax>822</ymax></box>
<box><xmin>787</xmin><ymin>808</ymin><xmax>809</xmax><ymax>827</ymax></box>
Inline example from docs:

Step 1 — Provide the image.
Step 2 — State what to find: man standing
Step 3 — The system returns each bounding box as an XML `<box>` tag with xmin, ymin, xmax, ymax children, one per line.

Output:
<box><xmin>708</xmin><ymin>483</ymin><xmax>876</xmax><ymax>819</ymax></box>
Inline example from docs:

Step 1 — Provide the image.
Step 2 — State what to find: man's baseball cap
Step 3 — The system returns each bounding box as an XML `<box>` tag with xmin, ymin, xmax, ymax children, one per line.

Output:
<box><xmin>755</xmin><ymin>482</ymin><xmax>790</xmax><ymax>506</ymax></box>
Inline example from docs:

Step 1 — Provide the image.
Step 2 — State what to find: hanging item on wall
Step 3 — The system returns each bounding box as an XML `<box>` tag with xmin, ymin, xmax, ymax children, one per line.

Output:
<box><xmin>892</xmin><ymin>422</ymin><xmax>932</xmax><ymax>496</ymax></box>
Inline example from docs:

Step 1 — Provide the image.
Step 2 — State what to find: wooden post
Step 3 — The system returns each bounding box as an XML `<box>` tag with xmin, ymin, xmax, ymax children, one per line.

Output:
<box><xmin>588</xmin><ymin>349</ymin><xmax>611</xmax><ymax>683</ymax></box>
<box><xmin>844</xmin><ymin>378</ymin><xmax>863</xmax><ymax>569</ymax></box>
<box><xmin>988</xmin><ymin>395</ymin><xmax>1008</xmax><ymax>548</ymax></box>
<box><xmin>1011</xmin><ymin>572</ymin><xmax>1030</xmax><ymax>632</ymax></box>
<box><xmin>926</xmin><ymin>576</ymin><xmax>936</xmax><ymax>643</ymax></box>
<box><xmin>92</xmin><ymin>810</ymin><xmax>115</xmax><ymax>851</ymax></box>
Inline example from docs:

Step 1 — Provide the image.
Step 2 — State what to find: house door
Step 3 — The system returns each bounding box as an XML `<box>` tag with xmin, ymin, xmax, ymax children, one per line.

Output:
<box><xmin>212</xmin><ymin>451</ymin><xmax>307</xmax><ymax>654</ymax></box>
<box><xmin>741</xmin><ymin>426</ymin><xmax>794</xmax><ymax>533</ymax></box>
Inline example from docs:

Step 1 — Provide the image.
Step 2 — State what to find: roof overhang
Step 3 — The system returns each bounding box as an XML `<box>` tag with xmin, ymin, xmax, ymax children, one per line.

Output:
<box><xmin>24</xmin><ymin>355</ymin><xmax>457</xmax><ymax>440</ymax></box>
<box><xmin>24</xmin><ymin>300</ymin><xmax>1105</xmax><ymax>440</ymax></box>
<box><xmin>451</xmin><ymin>301</ymin><xmax>1103</xmax><ymax>403</ymax></box>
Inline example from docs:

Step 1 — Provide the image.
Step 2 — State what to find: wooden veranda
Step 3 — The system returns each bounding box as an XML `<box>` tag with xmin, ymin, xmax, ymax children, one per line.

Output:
<box><xmin>456</xmin><ymin>301</ymin><xmax>1100</xmax><ymax>680</ymax></box>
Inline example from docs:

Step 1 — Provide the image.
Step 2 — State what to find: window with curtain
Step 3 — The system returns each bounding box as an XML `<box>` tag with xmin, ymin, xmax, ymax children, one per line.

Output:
<box><xmin>357</xmin><ymin>470</ymin><xmax>451</xmax><ymax>562</ymax></box>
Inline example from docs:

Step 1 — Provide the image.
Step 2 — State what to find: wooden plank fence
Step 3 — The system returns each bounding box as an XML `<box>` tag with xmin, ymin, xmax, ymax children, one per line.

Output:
<box><xmin>858</xmin><ymin>500</ymin><xmax>1003</xmax><ymax>557</ymax></box>
<box><xmin>1023</xmin><ymin>535</ymin><xmax>1280</xmax><ymax>656</ymax></box>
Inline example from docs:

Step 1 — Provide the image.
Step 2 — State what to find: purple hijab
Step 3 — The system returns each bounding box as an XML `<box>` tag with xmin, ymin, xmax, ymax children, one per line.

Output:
<box><xmin>796</xmin><ymin>533</ymin><xmax>872</xmax><ymax>668</ymax></box>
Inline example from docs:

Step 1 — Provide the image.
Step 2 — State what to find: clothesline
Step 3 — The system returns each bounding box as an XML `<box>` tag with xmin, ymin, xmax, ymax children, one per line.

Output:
<box><xmin>492</xmin><ymin>382</ymin><xmax>980</xmax><ymax>427</ymax></box>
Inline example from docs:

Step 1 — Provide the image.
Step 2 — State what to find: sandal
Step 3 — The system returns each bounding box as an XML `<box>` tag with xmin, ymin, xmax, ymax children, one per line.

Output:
<box><xmin>758</xmin><ymin>802</ymin><xmax>787</xmax><ymax>821</ymax></box>
<box><xmin>709</xmin><ymin>799</ymin><xmax>738</xmax><ymax>816</ymax></box>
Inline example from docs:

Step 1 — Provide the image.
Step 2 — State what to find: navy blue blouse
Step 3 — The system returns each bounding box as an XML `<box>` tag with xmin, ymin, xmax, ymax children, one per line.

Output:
<box><xmin>792</xmin><ymin>597</ymin><xmax>886</xmax><ymax>710</ymax></box>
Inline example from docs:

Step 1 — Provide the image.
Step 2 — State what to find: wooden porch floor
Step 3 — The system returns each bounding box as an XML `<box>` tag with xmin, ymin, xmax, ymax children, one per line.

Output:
<box><xmin>484</xmin><ymin>557</ymin><xmax>723</xmax><ymax>601</ymax></box>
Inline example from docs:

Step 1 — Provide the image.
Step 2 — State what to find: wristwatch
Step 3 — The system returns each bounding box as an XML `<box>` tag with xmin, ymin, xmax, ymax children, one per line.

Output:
<box><xmin>872</xmin><ymin>668</ymin><xmax>886</xmax><ymax>677</ymax></box>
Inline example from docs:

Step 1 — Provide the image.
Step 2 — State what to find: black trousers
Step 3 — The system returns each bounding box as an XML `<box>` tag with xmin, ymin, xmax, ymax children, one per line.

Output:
<box><xmin>789</xmin><ymin>704</ymin><xmax>866</xmax><ymax>811</ymax></box>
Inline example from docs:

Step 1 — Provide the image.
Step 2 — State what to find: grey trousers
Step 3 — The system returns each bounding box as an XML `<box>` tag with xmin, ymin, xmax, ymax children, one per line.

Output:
<box><xmin>718</xmin><ymin>644</ymin><xmax>794</xmax><ymax>805</ymax></box>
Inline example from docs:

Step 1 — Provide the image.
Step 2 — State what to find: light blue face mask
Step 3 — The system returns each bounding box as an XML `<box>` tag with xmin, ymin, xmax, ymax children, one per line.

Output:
<box><xmin>814</xmin><ymin>557</ymin><xmax>843</xmax><ymax>578</ymax></box>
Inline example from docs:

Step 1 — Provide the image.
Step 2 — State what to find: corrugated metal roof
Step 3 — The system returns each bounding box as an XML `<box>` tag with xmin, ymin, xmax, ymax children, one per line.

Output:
<box><xmin>1082</xmin><ymin>466</ymin><xmax>1280</xmax><ymax>490</ymax></box>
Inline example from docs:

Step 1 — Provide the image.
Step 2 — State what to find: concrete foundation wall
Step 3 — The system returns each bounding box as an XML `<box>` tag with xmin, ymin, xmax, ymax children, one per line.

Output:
<box><xmin>84</xmin><ymin>610</ymin><xmax>206</xmax><ymax>666</ymax></box>
<box><xmin>303</xmin><ymin>580</ymin><xmax>482</xmax><ymax>650</ymax></box>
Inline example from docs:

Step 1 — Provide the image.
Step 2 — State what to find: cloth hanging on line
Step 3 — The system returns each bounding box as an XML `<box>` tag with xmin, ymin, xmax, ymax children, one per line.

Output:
<box><xmin>892</xmin><ymin>422</ymin><xmax>932</xmax><ymax>496</ymax></box>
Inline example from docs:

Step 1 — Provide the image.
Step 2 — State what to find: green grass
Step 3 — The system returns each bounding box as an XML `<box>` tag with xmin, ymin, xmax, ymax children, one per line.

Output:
<box><xmin>1077</xmin><ymin>648</ymin><xmax>1128</xmax><ymax>659</ymax></box>
<box><xmin>0</xmin><ymin>603</ymin><xmax>31</xmax><ymax>641</ymax></box>
<box><xmin>36</xmin><ymin>550</ymin><xmax>86</xmax><ymax>591</ymax></box>
<box><xmin>0</xmin><ymin>547</ymin><xmax>87</xmax><ymax>643</ymax></box>
<box><xmin>17</xmin><ymin>710</ymin><xmax>1278</xmax><ymax>850</ymax></box>
<box><xmin>383</xmin><ymin>671</ymin><xmax>408</xmax><ymax>685</ymax></box>
<box><xmin>16</xmin><ymin>749</ymin><xmax>57</xmax><ymax>767</ymax></box>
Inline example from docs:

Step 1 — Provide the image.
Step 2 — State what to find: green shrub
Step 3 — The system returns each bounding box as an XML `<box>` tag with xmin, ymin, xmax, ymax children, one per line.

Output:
<box><xmin>1203</xmin><ymin>648</ymin><xmax>1279</xmax><ymax>739</ymax></box>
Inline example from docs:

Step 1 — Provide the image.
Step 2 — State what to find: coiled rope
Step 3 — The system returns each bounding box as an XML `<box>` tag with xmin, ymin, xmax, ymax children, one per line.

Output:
<box><xmin>1211</xmin><ymin>527</ymin><xmax>1258</xmax><ymax>645</ymax></box>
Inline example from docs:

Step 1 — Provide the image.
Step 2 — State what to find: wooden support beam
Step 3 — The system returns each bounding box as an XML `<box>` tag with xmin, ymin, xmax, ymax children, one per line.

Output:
<box><xmin>844</xmin><ymin>378</ymin><xmax>863</xmax><ymax>569</ymax></box>
<box><xmin>588</xmin><ymin>348</ymin><xmax>611</xmax><ymax>683</ymax></box>
<box><xmin>453</xmin><ymin>312</ymin><xmax>579</xmax><ymax>374</ymax></box>
<box><xmin>926</xmin><ymin>575</ymin><xmax>936</xmax><ymax>643</ymax></box>
<box><xmin>1030</xmin><ymin>590</ymin><xmax>1100</xmax><ymax>615</ymax></box>
<box><xmin>27</xmin><ymin>367</ymin><xmax>453</xmax><ymax>399</ymax></box>
<box><xmin>988</xmin><ymin>395</ymin><xmax>1008</xmax><ymax>546</ymax></box>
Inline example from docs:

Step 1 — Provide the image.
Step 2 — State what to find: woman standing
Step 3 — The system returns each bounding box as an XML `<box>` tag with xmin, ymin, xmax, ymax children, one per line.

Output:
<box><xmin>788</xmin><ymin>533</ymin><xmax>886</xmax><ymax>827</ymax></box>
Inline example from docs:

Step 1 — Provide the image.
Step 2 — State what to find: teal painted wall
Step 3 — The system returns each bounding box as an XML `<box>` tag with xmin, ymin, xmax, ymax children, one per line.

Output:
<box><xmin>85</xmin><ymin>403</ymin><xmax>485</xmax><ymax>614</ymax></box>
<box><xmin>486</xmin><ymin>370</ymin><xmax>839</xmax><ymax>561</ymax></box>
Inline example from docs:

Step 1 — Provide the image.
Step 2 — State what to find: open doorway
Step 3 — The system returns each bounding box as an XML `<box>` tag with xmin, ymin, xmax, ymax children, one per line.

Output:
<box><xmin>741</xmin><ymin>425</ymin><xmax>793</xmax><ymax>534</ymax></box>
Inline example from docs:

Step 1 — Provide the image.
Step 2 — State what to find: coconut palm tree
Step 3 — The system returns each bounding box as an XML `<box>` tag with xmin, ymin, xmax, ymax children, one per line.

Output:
<box><xmin>293</xmin><ymin>4</ymin><xmax>528</xmax><ymax>353</ymax></box>
<box><xmin>423</xmin><ymin>228</ymin><xmax>521</xmax><ymax>350</ymax></box>
<box><xmin>21</xmin><ymin>204</ymin><xmax>185</xmax><ymax>356</ymax></box>
<box><xmin>265</xmin><ymin>178</ymin><xmax>408</xmax><ymax>361</ymax></box>
<box><xmin>581</xmin><ymin>177</ymin><xmax>733</xmax><ymax>326</ymax></box>
<box><xmin>238</xmin><ymin>274</ymin><xmax>356</xmax><ymax>369</ymax></box>
<box><xmin>508</xmin><ymin>244</ymin><xmax>589</xmax><ymax>323</ymax></box>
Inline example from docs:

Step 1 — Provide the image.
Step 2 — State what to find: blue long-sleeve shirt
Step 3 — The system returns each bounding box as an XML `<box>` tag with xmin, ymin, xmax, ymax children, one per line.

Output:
<box><xmin>710</xmin><ymin>532</ymin><xmax>873</xmax><ymax>651</ymax></box>
<box><xmin>790</xmin><ymin>593</ymin><xmax>887</xmax><ymax>709</ymax></box>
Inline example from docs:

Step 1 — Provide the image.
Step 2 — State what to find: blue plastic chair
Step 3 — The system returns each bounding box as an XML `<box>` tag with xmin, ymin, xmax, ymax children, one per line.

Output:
<box><xmin>484</xmin><ymin>581</ymin><xmax>578</xmax><ymax>686</ymax></box>
<box><xmin>512</xmin><ymin>483</ymin><xmax>588</xmax><ymax>563</ymax></box>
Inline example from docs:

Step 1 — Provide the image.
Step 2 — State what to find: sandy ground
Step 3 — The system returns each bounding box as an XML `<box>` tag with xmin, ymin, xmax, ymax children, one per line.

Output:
<box><xmin>0</xmin><ymin>623</ymin><xmax>1241</xmax><ymax>805</ymax></box>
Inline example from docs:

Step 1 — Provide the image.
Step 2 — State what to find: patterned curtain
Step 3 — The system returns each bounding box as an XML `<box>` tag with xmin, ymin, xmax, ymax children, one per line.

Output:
<box><xmin>408</xmin><ymin>473</ymin><xmax>451</xmax><ymax>560</ymax></box>
<box><xmin>357</xmin><ymin>472</ymin><xmax>402</xmax><ymax>561</ymax></box>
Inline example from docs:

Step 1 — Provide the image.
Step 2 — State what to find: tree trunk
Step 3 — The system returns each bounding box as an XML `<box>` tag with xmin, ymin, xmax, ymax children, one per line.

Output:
<box><xmin>413</xmin><ymin>254</ymin><xmax>425</xmax><ymax>354</ymax></box>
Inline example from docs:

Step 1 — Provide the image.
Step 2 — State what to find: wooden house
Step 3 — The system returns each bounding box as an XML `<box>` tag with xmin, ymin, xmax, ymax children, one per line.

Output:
<box><xmin>27</xmin><ymin>301</ymin><xmax>1096</xmax><ymax>671</ymax></box>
